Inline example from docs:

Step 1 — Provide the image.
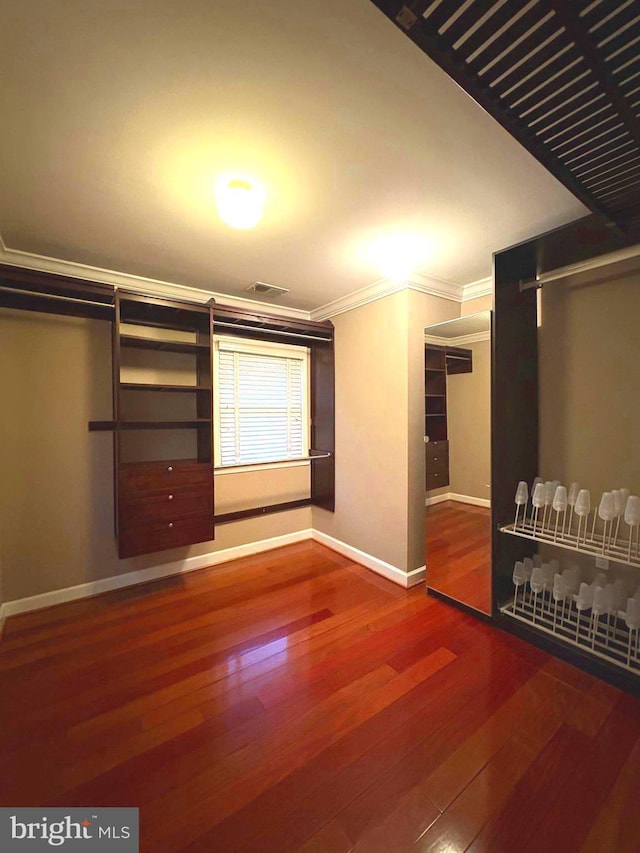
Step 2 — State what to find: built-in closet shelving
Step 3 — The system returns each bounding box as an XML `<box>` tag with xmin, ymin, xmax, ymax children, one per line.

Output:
<box><xmin>491</xmin><ymin>218</ymin><xmax>640</xmax><ymax>695</ymax></box>
<box><xmin>424</xmin><ymin>344</ymin><xmax>472</xmax><ymax>491</ymax></box>
<box><xmin>0</xmin><ymin>263</ymin><xmax>337</xmax><ymax>565</ymax></box>
<box><xmin>106</xmin><ymin>291</ymin><xmax>215</xmax><ymax>558</ymax></box>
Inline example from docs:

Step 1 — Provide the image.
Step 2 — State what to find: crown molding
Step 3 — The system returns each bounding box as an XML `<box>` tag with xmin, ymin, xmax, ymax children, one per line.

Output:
<box><xmin>461</xmin><ymin>276</ymin><xmax>493</xmax><ymax>301</ymax></box>
<box><xmin>424</xmin><ymin>329</ymin><xmax>490</xmax><ymax>346</ymax></box>
<box><xmin>409</xmin><ymin>271</ymin><xmax>465</xmax><ymax>302</ymax></box>
<box><xmin>310</xmin><ymin>277</ymin><xmax>406</xmax><ymax>321</ymax></box>
<box><xmin>311</xmin><ymin>271</ymin><xmax>465</xmax><ymax>321</ymax></box>
<box><xmin>0</xmin><ymin>232</ymin><xmax>495</xmax><ymax>323</ymax></box>
<box><xmin>0</xmin><ymin>237</ymin><xmax>312</xmax><ymax>320</ymax></box>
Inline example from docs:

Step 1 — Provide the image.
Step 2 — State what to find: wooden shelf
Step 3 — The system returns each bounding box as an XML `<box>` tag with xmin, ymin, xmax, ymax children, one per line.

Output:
<box><xmin>89</xmin><ymin>419</ymin><xmax>212</xmax><ymax>431</ymax></box>
<box><xmin>119</xmin><ymin>383</ymin><xmax>210</xmax><ymax>393</ymax></box>
<box><xmin>120</xmin><ymin>334</ymin><xmax>210</xmax><ymax>354</ymax></box>
<box><xmin>425</xmin><ymin>343</ymin><xmax>449</xmax><ymax>446</ymax></box>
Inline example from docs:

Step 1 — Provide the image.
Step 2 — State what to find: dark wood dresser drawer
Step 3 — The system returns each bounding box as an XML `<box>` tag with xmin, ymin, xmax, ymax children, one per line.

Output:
<box><xmin>426</xmin><ymin>470</ymin><xmax>449</xmax><ymax>491</ymax></box>
<box><xmin>426</xmin><ymin>440</ymin><xmax>449</xmax><ymax>462</ymax></box>
<box><xmin>119</xmin><ymin>460</ymin><xmax>213</xmax><ymax>497</ymax></box>
<box><xmin>119</xmin><ymin>488</ymin><xmax>213</xmax><ymax>530</ymax></box>
<box><xmin>427</xmin><ymin>455</ymin><xmax>449</xmax><ymax>476</ymax></box>
<box><xmin>117</xmin><ymin>460</ymin><xmax>214</xmax><ymax>556</ymax></box>
<box><xmin>119</xmin><ymin>516</ymin><xmax>214</xmax><ymax>559</ymax></box>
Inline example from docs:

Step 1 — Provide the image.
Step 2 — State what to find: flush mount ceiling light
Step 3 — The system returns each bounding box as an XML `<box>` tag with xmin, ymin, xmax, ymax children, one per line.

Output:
<box><xmin>215</xmin><ymin>175</ymin><xmax>265</xmax><ymax>229</ymax></box>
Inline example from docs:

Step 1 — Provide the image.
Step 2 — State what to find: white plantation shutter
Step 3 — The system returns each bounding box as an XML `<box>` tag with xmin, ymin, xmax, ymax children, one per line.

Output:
<box><xmin>216</xmin><ymin>341</ymin><xmax>308</xmax><ymax>466</ymax></box>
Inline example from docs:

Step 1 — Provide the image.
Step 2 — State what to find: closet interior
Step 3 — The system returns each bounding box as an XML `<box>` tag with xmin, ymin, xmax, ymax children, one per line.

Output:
<box><xmin>492</xmin><ymin>220</ymin><xmax>640</xmax><ymax>693</ymax></box>
<box><xmin>0</xmin><ymin>264</ymin><xmax>335</xmax><ymax>560</ymax></box>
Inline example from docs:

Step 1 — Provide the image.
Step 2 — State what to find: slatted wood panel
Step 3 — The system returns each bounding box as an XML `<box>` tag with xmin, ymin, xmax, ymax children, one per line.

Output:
<box><xmin>371</xmin><ymin>0</ymin><xmax>640</xmax><ymax>226</ymax></box>
<box><xmin>1</xmin><ymin>541</ymin><xmax>639</xmax><ymax>851</ymax></box>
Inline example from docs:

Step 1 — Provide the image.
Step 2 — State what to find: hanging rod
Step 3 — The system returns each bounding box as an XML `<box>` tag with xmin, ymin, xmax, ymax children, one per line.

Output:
<box><xmin>0</xmin><ymin>284</ymin><xmax>115</xmax><ymax>309</ymax></box>
<box><xmin>215</xmin><ymin>498</ymin><xmax>312</xmax><ymax>524</ymax></box>
<box><xmin>519</xmin><ymin>242</ymin><xmax>640</xmax><ymax>292</ymax></box>
<box><xmin>214</xmin><ymin>320</ymin><xmax>331</xmax><ymax>342</ymax></box>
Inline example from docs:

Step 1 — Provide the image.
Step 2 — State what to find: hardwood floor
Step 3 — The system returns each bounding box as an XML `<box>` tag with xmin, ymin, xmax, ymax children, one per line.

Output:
<box><xmin>1</xmin><ymin>540</ymin><xmax>639</xmax><ymax>851</ymax></box>
<box><xmin>425</xmin><ymin>500</ymin><xmax>492</xmax><ymax>614</ymax></box>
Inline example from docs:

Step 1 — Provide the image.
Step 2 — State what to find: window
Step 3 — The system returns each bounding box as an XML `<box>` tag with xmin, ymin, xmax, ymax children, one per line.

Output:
<box><xmin>214</xmin><ymin>338</ymin><xmax>309</xmax><ymax>467</ymax></box>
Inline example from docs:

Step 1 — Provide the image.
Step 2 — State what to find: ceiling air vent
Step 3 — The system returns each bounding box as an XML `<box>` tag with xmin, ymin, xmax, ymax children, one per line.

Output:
<box><xmin>245</xmin><ymin>281</ymin><xmax>289</xmax><ymax>298</ymax></box>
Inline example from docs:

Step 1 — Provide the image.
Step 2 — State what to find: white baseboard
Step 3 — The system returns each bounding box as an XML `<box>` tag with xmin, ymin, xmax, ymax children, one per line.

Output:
<box><xmin>405</xmin><ymin>564</ymin><xmax>427</xmax><ymax>587</ymax></box>
<box><xmin>425</xmin><ymin>492</ymin><xmax>490</xmax><ymax>508</ymax></box>
<box><xmin>0</xmin><ymin>527</ymin><xmax>426</xmax><ymax>620</ymax></box>
<box><xmin>312</xmin><ymin>530</ymin><xmax>425</xmax><ymax>588</ymax></box>
<box><xmin>424</xmin><ymin>493</ymin><xmax>451</xmax><ymax>507</ymax></box>
<box><xmin>0</xmin><ymin>529</ymin><xmax>313</xmax><ymax>619</ymax></box>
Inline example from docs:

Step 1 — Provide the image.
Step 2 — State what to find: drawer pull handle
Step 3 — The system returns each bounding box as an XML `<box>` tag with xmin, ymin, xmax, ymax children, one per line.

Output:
<box><xmin>434</xmin><ymin>457</ymin><xmax>438</xmax><ymax>461</ymax></box>
<box><xmin>167</xmin><ymin>466</ymin><xmax>173</xmax><ymax>472</ymax></box>
<box><xmin>168</xmin><ymin>494</ymin><xmax>174</xmax><ymax>501</ymax></box>
<box><xmin>169</xmin><ymin>522</ymin><xmax>174</xmax><ymax>528</ymax></box>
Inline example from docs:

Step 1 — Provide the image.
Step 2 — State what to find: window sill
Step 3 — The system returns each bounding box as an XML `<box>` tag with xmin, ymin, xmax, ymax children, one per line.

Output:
<box><xmin>214</xmin><ymin>459</ymin><xmax>311</xmax><ymax>476</ymax></box>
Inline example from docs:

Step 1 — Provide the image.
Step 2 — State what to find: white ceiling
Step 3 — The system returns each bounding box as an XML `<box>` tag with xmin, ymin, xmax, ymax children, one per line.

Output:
<box><xmin>0</xmin><ymin>0</ymin><xmax>588</xmax><ymax>311</ymax></box>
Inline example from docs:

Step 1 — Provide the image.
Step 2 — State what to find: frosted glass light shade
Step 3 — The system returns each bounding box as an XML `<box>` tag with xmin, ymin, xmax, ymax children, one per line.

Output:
<box><xmin>530</xmin><ymin>567</ymin><xmax>544</xmax><ymax>594</ymax></box>
<box><xmin>552</xmin><ymin>573</ymin><xmax>566</xmax><ymax>601</ymax></box>
<box><xmin>532</xmin><ymin>483</ymin><xmax>546</xmax><ymax>508</ymax></box>
<box><xmin>592</xmin><ymin>586</ymin><xmax>608</xmax><ymax>616</ymax></box>
<box><xmin>611</xmin><ymin>489</ymin><xmax>625</xmax><ymax>517</ymax></box>
<box><xmin>598</xmin><ymin>492</ymin><xmax>616</xmax><ymax>522</ymax></box>
<box><xmin>216</xmin><ymin>177</ymin><xmax>265</xmax><ymax>229</ymax></box>
<box><xmin>575</xmin><ymin>489</ymin><xmax>591</xmax><ymax>517</ymax></box>
<box><xmin>513</xmin><ymin>561</ymin><xmax>526</xmax><ymax>586</ymax></box>
<box><xmin>576</xmin><ymin>582</ymin><xmax>593</xmax><ymax>610</ymax></box>
<box><xmin>515</xmin><ymin>481</ymin><xmax>528</xmax><ymax>505</ymax></box>
<box><xmin>544</xmin><ymin>481</ymin><xmax>555</xmax><ymax>506</ymax></box>
<box><xmin>553</xmin><ymin>486</ymin><xmax>568</xmax><ymax>512</ymax></box>
<box><xmin>625</xmin><ymin>597</ymin><xmax>640</xmax><ymax>629</ymax></box>
<box><xmin>625</xmin><ymin>496</ymin><xmax>640</xmax><ymax>525</ymax></box>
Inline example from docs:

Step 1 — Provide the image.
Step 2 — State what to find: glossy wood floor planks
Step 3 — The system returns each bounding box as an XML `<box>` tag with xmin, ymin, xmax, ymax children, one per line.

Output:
<box><xmin>1</xmin><ymin>539</ymin><xmax>639</xmax><ymax>851</ymax></box>
<box><xmin>425</xmin><ymin>500</ymin><xmax>492</xmax><ymax>613</ymax></box>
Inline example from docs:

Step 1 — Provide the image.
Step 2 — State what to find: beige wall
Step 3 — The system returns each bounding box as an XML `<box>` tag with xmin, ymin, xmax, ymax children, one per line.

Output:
<box><xmin>461</xmin><ymin>294</ymin><xmax>493</xmax><ymax>315</ymax></box>
<box><xmin>312</xmin><ymin>288</ymin><xmax>460</xmax><ymax>576</ymax></box>
<box><xmin>312</xmin><ymin>291</ymin><xmax>411</xmax><ymax>572</ymax></box>
<box><xmin>0</xmin><ymin>283</ymin><xmax>494</xmax><ymax>603</ymax></box>
<box><xmin>0</xmin><ymin>516</ymin><xmax>3</xmax><ymax>610</ymax></box>
<box><xmin>539</xmin><ymin>259</ymin><xmax>640</xmax><ymax>497</ymax></box>
<box><xmin>215</xmin><ymin>466</ymin><xmax>309</xmax><ymax>512</ymax></box>
<box><xmin>310</xmin><ymin>289</ymin><xmax>459</xmax><ymax>576</ymax></box>
<box><xmin>447</xmin><ymin>338</ymin><xmax>491</xmax><ymax>501</ymax></box>
<box><xmin>0</xmin><ymin>309</ymin><xmax>310</xmax><ymax>602</ymax></box>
